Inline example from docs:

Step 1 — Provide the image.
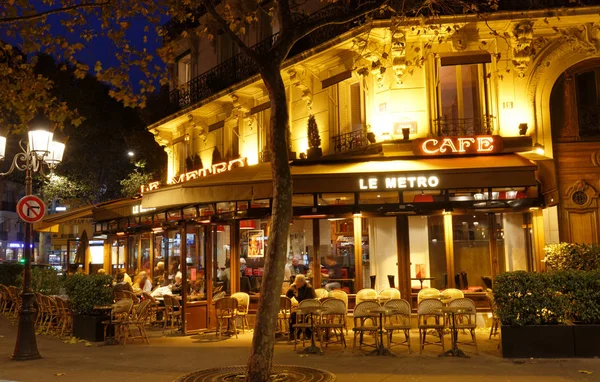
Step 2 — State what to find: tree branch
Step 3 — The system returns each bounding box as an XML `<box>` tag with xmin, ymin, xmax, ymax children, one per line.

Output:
<box><xmin>294</xmin><ymin>0</ymin><xmax>387</xmax><ymax>41</ymax></box>
<box><xmin>200</xmin><ymin>0</ymin><xmax>259</xmax><ymax>63</ymax></box>
<box><xmin>0</xmin><ymin>1</ymin><xmax>111</xmax><ymax>24</ymax></box>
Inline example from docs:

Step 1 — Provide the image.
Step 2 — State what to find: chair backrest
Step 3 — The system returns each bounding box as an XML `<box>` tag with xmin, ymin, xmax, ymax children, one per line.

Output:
<box><xmin>378</xmin><ymin>288</ymin><xmax>401</xmax><ymax>300</ymax></box>
<box><xmin>231</xmin><ymin>292</ymin><xmax>250</xmax><ymax>312</ymax></box>
<box><xmin>449</xmin><ymin>297</ymin><xmax>476</xmax><ymax>315</ymax></box>
<box><xmin>55</xmin><ymin>296</ymin><xmax>69</xmax><ymax>312</ymax></box>
<box><xmin>279</xmin><ymin>295</ymin><xmax>292</xmax><ymax>311</ymax></box>
<box><xmin>114</xmin><ymin>290</ymin><xmax>125</xmax><ymax>301</ymax></box>
<box><xmin>384</xmin><ymin>298</ymin><xmax>411</xmax><ymax>315</ymax></box>
<box><xmin>213</xmin><ymin>291</ymin><xmax>226</xmax><ymax>301</ymax></box>
<box><xmin>442</xmin><ymin>288</ymin><xmax>464</xmax><ymax>303</ymax></box>
<box><xmin>163</xmin><ymin>294</ymin><xmax>173</xmax><ymax>307</ymax></box>
<box><xmin>122</xmin><ymin>290</ymin><xmax>138</xmax><ymax>303</ymax></box>
<box><xmin>321</xmin><ymin>298</ymin><xmax>346</xmax><ymax>315</ymax></box>
<box><xmin>112</xmin><ymin>299</ymin><xmax>133</xmax><ymax>316</ymax></box>
<box><xmin>417</xmin><ymin>288</ymin><xmax>440</xmax><ymax>305</ymax></box>
<box><xmin>314</xmin><ymin>288</ymin><xmax>328</xmax><ymax>299</ymax></box>
<box><xmin>297</xmin><ymin>298</ymin><xmax>320</xmax><ymax>309</ymax></box>
<box><xmin>417</xmin><ymin>298</ymin><xmax>443</xmax><ymax>317</ymax></box>
<box><xmin>355</xmin><ymin>288</ymin><xmax>377</xmax><ymax>305</ymax></box>
<box><xmin>353</xmin><ymin>301</ymin><xmax>380</xmax><ymax>319</ymax></box>
<box><xmin>329</xmin><ymin>289</ymin><xmax>348</xmax><ymax>310</ymax></box>
<box><xmin>215</xmin><ymin>297</ymin><xmax>238</xmax><ymax>315</ymax></box>
<box><xmin>134</xmin><ymin>299</ymin><xmax>152</xmax><ymax>320</ymax></box>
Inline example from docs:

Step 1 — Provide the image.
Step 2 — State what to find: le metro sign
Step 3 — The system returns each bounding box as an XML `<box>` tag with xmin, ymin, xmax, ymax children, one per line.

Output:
<box><xmin>412</xmin><ymin>135</ymin><xmax>503</xmax><ymax>156</ymax></box>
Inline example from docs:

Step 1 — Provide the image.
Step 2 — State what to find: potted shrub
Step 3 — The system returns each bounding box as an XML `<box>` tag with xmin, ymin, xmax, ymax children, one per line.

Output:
<box><xmin>306</xmin><ymin>115</ymin><xmax>322</xmax><ymax>160</ymax></box>
<box><xmin>65</xmin><ymin>274</ymin><xmax>114</xmax><ymax>342</ymax></box>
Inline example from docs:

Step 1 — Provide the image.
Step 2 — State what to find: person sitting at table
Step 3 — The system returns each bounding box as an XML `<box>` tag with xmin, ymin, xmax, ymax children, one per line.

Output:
<box><xmin>286</xmin><ymin>256</ymin><xmax>307</xmax><ymax>281</ymax></box>
<box><xmin>322</xmin><ymin>256</ymin><xmax>342</xmax><ymax>291</ymax></box>
<box><xmin>170</xmin><ymin>272</ymin><xmax>183</xmax><ymax>295</ymax></box>
<box><xmin>286</xmin><ymin>274</ymin><xmax>316</xmax><ymax>340</ymax></box>
<box><xmin>114</xmin><ymin>272</ymin><xmax>133</xmax><ymax>294</ymax></box>
<box><xmin>134</xmin><ymin>271</ymin><xmax>152</xmax><ymax>293</ymax></box>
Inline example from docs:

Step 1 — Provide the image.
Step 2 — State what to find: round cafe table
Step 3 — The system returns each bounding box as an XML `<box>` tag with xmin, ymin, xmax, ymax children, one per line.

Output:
<box><xmin>435</xmin><ymin>306</ymin><xmax>471</xmax><ymax>358</ymax></box>
<box><xmin>296</xmin><ymin>306</ymin><xmax>326</xmax><ymax>355</ymax></box>
<box><xmin>94</xmin><ymin>304</ymin><xmax>118</xmax><ymax>345</ymax></box>
<box><xmin>366</xmin><ymin>306</ymin><xmax>397</xmax><ymax>356</ymax></box>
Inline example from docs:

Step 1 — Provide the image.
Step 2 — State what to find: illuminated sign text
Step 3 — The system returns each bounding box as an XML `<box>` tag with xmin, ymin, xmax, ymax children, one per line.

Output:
<box><xmin>412</xmin><ymin>136</ymin><xmax>503</xmax><ymax>156</ymax></box>
<box><xmin>359</xmin><ymin>175</ymin><xmax>440</xmax><ymax>190</ymax></box>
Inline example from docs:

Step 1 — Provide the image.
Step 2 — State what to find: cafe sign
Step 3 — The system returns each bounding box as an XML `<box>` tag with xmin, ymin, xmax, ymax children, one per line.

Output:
<box><xmin>412</xmin><ymin>135</ymin><xmax>503</xmax><ymax>156</ymax></box>
<box><xmin>140</xmin><ymin>157</ymin><xmax>248</xmax><ymax>194</ymax></box>
<box><xmin>359</xmin><ymin>175</ymin><xmax>440</xmax><ymax>190</ymax></box>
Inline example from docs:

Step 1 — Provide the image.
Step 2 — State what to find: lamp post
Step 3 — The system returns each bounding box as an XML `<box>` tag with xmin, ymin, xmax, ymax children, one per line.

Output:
<box><xmin>0</xmin><ymin>114</ymin><xmax>66</xmax><ymax>361</ymax></box>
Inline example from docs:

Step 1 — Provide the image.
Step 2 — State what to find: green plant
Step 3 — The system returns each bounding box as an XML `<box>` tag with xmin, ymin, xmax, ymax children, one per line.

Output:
<box><xmin>16</xmin><ymin>267</ymin><xmax>62</xmax><ymax>295</ymax></box>
<box><xmin>64</xmin><ymin>274</ymin><xmax>114</xmax><ymax>315</ymax></box>
<box><xmin>0</xmin><ymin>263</ymin><xmax>23</xmax><ymax>287</ymax></box>
<box><xmin>307</xmin><ymin>115</ymin><xmax>321</xmax><ymax>149</ymax></box>
<box><xmin>495</xmin><ymin>270</ymin><xmax>600</xmax><ymax>326</ymax></box>
<box><xmin>544</xmin><ymin>243</ymin><xmax>600</xmax><ymax>271</ymax></box>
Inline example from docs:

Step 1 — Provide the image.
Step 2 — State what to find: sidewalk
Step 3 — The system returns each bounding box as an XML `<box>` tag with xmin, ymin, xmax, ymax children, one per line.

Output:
<box><xmin>1</xmin><ymin>317</ymin><xmax>599</xmax><ymax>382</ymax></box>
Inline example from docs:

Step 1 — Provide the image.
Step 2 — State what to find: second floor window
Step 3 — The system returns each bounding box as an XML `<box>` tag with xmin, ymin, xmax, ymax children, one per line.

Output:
<box><xmin>176</xmin><ymin>52</ymin><xmax>191</xmax><ymax>87</ymax></box>
<box><xmin>435</xmin><ymin>53</ymin><xmax>492</xmax><ymax>136</ymax></box>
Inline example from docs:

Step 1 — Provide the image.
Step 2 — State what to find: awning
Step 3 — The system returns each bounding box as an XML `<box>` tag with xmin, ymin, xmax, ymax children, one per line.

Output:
<box><xmin>141</xmin><ymin>154</ymin><xmax>538</xmax><ymax>209</ymax></box>
<box><xmin>34</xmin><ymin>205</ymin><xmax>94</xmax><ymax>232</ymax></box>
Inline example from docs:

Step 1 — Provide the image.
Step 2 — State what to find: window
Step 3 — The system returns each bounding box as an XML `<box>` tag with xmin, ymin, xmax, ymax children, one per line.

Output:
<box><xmin>409</xmin><ymin>215</ymin><xmax>446</xmax><ymax>290</ymax></box>
<box><xmin>239</xmin><ymin>218</ymin><xmax>269</xmax><ymax>294</ymax></box>
<box><xmin>575</xmin><ymin>69</ymin><xmax>600</xmax><ymax>137</ymax></box>
<box><xmin>176</xmin><ymin>52</ymin><xmax>192</xmax><ymax>87</ymax></box>
<box><xmin>436</xmin><ymin>54</ymin><xmax>491</xmax><ymax>136</ymax></box>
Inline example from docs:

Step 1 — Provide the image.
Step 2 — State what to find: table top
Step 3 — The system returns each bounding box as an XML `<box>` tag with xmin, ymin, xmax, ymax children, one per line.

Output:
<box><xmin>93</xmin><ymin>305</ymin><xmax>114</xmax><ymax>310</ymax></box>
<box><xmin>296</xmin><ymin>306</ymin><xmax>326</xmax><ymax>314</ymax></box>
<box><xmin>434</xmin><ymin>306</ymin><xmax>471</xmax><ymax>314</ymax></box>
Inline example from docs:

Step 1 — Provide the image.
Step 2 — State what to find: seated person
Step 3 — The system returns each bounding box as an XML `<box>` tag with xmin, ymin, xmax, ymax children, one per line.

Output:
<box><xmin>322</xmin><ymin>256</ymin><xmax>342</xmax><ymax>291</ymax></box>
<box><xmin>285</xmin><ymin>274</ymin><xmax>316</xmax><ymax>340</ymax></box>
<box><xmin>134</xmin><ymin>271</ymin><xmax>152</xmax><ymax>294</ymax></box>
<box><xmin>113</xmin><ymin>272</ymin><xmax>133</xmax><ymax>294</ymax></box>
<box><xmin>286</xmin><ymin>256</ymin><xmax>307</xmax><ymax>281</ymax></box>
<box><xmin>170</xmin><ymin>272</ymin><xmax>183</xmax><ymax>295</ymax></box>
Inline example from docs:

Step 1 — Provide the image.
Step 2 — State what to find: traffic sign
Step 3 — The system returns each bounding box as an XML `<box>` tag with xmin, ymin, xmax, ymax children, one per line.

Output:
<box><xmin>16</xmin><ymin>195</ymin><xmax>46</xmax><ymax>224</ymax></box>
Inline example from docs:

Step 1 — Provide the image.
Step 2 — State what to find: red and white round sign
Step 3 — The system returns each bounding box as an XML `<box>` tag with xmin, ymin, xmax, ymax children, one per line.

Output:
<box><xmin>16</xmin><ymin>195</ymin><xmax>46</xmax><ymax>223</ymax></box>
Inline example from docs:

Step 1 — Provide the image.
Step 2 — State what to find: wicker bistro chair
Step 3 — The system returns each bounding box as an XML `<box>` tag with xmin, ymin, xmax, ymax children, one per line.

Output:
<box><xmin>278</xmin><ymin>296</ymin><xmax>293</xmax><ymax>336</ymax></box>
<box><xmin>417</xmin><ymin>298</ymin><xmax>446</xmax><ymax>354</ymax></box>
<box><xmin>34</xmin><ymin>292</ymin><xmax>44</xmax><ymax>329</ymax></box>
<box><xmin>231</xmin><ymin>292</ymin><xmax>250</xmax><ymax>333</ymax></box>
<box><xmin>292</xmin><ymin>299</ymin><xmax>320</xmax><ymax>351</ymax></box>
<box><xmin>8</xmin><ymin>286</ymin><xmax>20</xmax><ymax>318</ymax></box>
<box><xmin>122</xmin><ymin>300</ymin><xmax>152</xmax><ymax>345</ymax></box>
<box><xmin>314</xmin><ymin>288</ymin><xmax>329</xmax><ymax>299</ymax></box>
<box><xmin>417</xmin><ymin>288</ymin><xmax>441</xmax><ymax>305</ymax></box>
<box><xmin>318</xmin><ymin>298</ymin><xmax>347</xmax><ymax>350</ymax></box>
<box><xmin>103</xmin><ymin>299</ymin><xmax>134</xmax><ymax>344</ymax></box>
<box><xmin>54</xmin><ymin>296</ymin><xmax>72</xmax><ymax>338</ymax></box>
<box><xmin>122</xmin><ymin>290</ymin><xmax>140</xmax><ymax>304</ymax></box>
<box><xmin>449</xmin><ymin>298</ymin><xmax>478</xmax><ymax>354</ymax></box>
<box><xmin>42</xmin><ymin>295</ymin><xmax>59</xmax><ymax>335</ymax></box>
<box><xmin>441</xmin><ymin>288</ymin><xmax>464</xmax><ymax>304</ymax></box>
<box><xmin>383</xmin><ymin>299</ymin><xmax>412</xmax><ymax>353</ymax></box>
<box><xmin>215</xmin><ymin>297</ymin><xmax>239</xmax><ymax>339</ymax></box>
<box><xmin>486</xmin><ymin>290</ymin><xmax>500</xmax><ymax>339</ymax></box>
<box><xmin>352</xmin><ymin>301</ymin><xmax>380</xmax><ymax>354</ymax></box>
<box><xmin>163</xmin><ymin>295</ymin><xmax>182</xmax><ymax>334</ymax></box>
<box><xmin>378</xmin><ymin>288</ymin><xmax>401</xmax><ymax>302</ymax></box>
<box><xmin>0</xmin><ymin>285</ymin><xmax>8</xmax><ymax>314</ymax></box>
<box><xmin>355</xmin><ymin>288</ymin><xmax>378</xmax><ymax>306</ymax></box>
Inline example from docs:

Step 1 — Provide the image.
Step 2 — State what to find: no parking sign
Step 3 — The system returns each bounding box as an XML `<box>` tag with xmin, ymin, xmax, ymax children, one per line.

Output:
<box><xmin>16</xmin><ymin>195</ymin><xmax>46</xmax><ymax>224</ymax></box>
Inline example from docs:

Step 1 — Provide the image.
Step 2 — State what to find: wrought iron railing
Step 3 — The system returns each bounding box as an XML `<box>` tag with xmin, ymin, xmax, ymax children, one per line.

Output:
<box><xmin>577</xmin><ymin>106</ymin><xmax>600</xmax><ymax>137</ymax></box>
<box><xmin>331</xmin><ymin>130</ymin><xmax>368</xmax><ymax>154</ymax></box>
<box><xmin>432</xmin><ymin>115</ymin><xmax>494</xmax><ymax>137</ymax></box>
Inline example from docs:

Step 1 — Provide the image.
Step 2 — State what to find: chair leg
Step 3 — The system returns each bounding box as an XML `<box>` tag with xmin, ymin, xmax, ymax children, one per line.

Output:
<box><xmin>472</xmin><ymin>328</ymin><xmax>478</xmax><ymax>354</ymax></box>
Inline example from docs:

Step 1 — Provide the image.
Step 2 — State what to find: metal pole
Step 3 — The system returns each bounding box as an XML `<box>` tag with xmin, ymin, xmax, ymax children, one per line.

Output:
<box><xmin>12</xmin><ymin>167</ymin><xmax>41</xmax><ymax>360</ymax></box>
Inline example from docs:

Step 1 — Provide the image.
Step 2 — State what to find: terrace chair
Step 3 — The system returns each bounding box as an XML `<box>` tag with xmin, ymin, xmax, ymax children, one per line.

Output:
<box><xmin>102</xmin><ymin>299</ymin><xmax>133</xmax><ymax>344</ymax></box>
<box><xmin>318</xmin><ymin>298</ymin><xmax>347</xmax><ymax>349</ymax></box>
<box><xmin>54</xmin><ymin>296</ymin><xmax>72</xmax><ymax>338</ymax></box>
<box><xmin>114</xmin><ymin>290</ymin><xmax>125</xmax><ymax>301</ymax></box>
<box><xmin>314</xmin><ymin>288</ymin><xmax>329</xmax><ymax>299</ymax></box>
<box><xmin>122</xmin><ymin>300</ymin><xmax>152</xmax><ymax>345</ymax></box>
<box><xmin>163</xmin><ymin>295</ymin><xmax>182</xmax><ymax>334</ymax></box>
<box><xmin>231</xmin><ymin>292</ymin><xmax>250</xmax><ymax>333</ymax></box>
<box><xmin>441</xmin><ymin>288</ymin><xmax>464</xmax><ymax>304</ymax></box>
<box><xmin>34</xmin><ymin>292</ymin><xmax>45</xmax><ymax>329</ymax></box>
<box><xmin>384</xmin><ymin>299</ymin><xmax>412</xmax><ymax>353</ymax></box>
<box><xmin>0</xmin><ymin>285</ymin><xmax>7</xmax><ymax>315</ymax></box>
<box><xmin>141</xmin><ymin>292</ymin><xmax>163</xmax><ymax>326</ymax></box>
<box><xmin>486</xmin><ymin>289</ymin><xmax>500</xmax><ymax>339</ymax></box>
<box><xmin>215</xmin><ymin>297</ymin><xmax>238</xmax><ymax>339</ymax></box>
<box><xmin>292</xmin><ymin>299</ymin><xmax>320</xmax><ymax>351</ymax></box>
<box><xmin>417</xmin><ymin>287</ymin><xmax>440</xmax><ymax>305</ymax></box>
<box><xmin>449</xmin><ymin>298</ymin><xmax>478</xmax><ymax>354</ymax></box>
<box><xmin>378</xmin><ymin>288</ymin><xmax>401</xmax><ymax>302</ymax></box>
<box><xmin>42</xmin><ymin>296</ymin><xmax>59</xmax><ymax>335</ymax></box>
<box><xmin>329</xmin><ymin>289</ymin><xmax>349</xmax><ymax>334</ymax></box>
<box><xmin>277</xmin><ymin>296</ymin><xmax>292</xmax><ymax>336</ymax></box>
<box><xmin>355</xmin><ymin>288</ymin><xmax>377</xmax><ymax>305</ymax></box>
<box><xmin>122</xmin><ymin>290</ymin><xmax>140</xmax><ymax>304</ymax></box>
<box><xmin>417</xmin><ymin>298</ymin><xmax>445</xmax><ymax>354</ymax></box>
<box><xmin>351</xmin><ymin>301</ymin><xmax>380</xmax><ymax>354</ymax></box>
<box><xmin>8</xmin><ymin>286</ymin><xmax>20</xmax><ymax>318</ymax></box>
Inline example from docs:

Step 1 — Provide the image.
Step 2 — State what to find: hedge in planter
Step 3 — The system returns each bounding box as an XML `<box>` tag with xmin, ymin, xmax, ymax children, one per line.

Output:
<box><xmin>495</xmin><ymin>270</ymin><xmax>600</xmax><ymax>358</ymax></box>
<box><xmin>544</xmin><ymin>243</ymin><xmax>600</xmax><ymax>271</ymax></box>
<box><xmin>65</xmin><ymin>274</ymin><xmax>114</xmax><ymax>342</ymax></box>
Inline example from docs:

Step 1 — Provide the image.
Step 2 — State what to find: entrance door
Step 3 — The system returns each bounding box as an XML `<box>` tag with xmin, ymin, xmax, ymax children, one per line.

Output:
<box><xmin>183</xmin><ymin>224</ymin><xmax>209</xmax><ymax>333</ymax></box>
<box><xmin>206</xmin><ymin>224</ymin><xmax>232</xmax><ymax>329</ymax></box>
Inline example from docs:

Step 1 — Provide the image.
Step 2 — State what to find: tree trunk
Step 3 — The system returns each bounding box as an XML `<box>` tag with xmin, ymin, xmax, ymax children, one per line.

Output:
<box><xmin>246</xmin><ymin>65</ymin><xmax>293</xmax><ymax>381</ymax></box>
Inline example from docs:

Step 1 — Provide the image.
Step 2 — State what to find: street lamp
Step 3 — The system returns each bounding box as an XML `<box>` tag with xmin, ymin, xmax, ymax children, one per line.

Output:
<box><xmin>0</xmin><ymin>113</ymin><xmax>66</xmax><ymax>361</ymax></box>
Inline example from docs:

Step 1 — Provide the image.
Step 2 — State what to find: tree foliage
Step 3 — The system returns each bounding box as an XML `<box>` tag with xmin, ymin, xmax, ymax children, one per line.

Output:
<box><xmin>120</xmin><ymin>161</ymin><xmax>153</xmax><ymax>197</ymax></box>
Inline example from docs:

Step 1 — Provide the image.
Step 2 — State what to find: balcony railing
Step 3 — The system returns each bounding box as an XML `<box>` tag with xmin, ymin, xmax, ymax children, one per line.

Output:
<box><xmin>432</xmin><ymin>116</ymin><xmax>494</xmax><ymax>137</ymax></box>
<box><xmin>331</xmin><ymin>129</ymin><xmax>369</xmax><ymax>154</ymax></box>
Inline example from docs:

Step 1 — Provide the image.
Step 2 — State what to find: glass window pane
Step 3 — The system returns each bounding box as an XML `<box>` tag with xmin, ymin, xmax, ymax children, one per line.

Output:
<box><xmin>284</xmin><ymin>219</ymin><xmax>313</xmax><ymax>290</ymax></box>
<box><xmin>497</xmin><ymin>212</ymin><xmax>534</xmax><ymax>273</ymax></box>
<box><xmin>187</xmin><ymin>226</ymin><xmax>206</xmax><ymax>301</ymax></box>
<box><xmin>320</xmin><ymin>218</ymin><xmax>357</xmax><ymax>293</ymax></box>
<box><xmin>153</xmin><ymin>233</ymin><xmax>166</xmax><ymax>286</ymax></box>
<box><xmin>140</xmin><ymin>233</ymin><xmax>151</xmax><ymax>275</ymax></box>
<box><xmin>409</xmin><ymin>215</ymin><xmax>446</xmax><ymax>290</ymax></box>
<box><xmin>293</xmin><ymin>194</ymin><xmax>314</xmax><ymax>207</ymax></box>
<box><xmin>318</xmin><ymin>194</ymin><xmax>354</xmax><ymax>206</ymax></box>
<box><xmin>167</xmin><ymin>230</ymin><xmax>181</xmax><ymax>286</ymax></box>
<box><xmin>359</xmin><ymin>192</ymin><xmax>399</xmax><ymax>204</ymax></box>
<box><xmin>128</xmin><ymin>236</ymin><xmax>139</xmax><ymax>274</ymax></box>
<box><xmin>365</xmin><ymin>217</ymin><xmax>396</xmax><ymax>290</ymax></box>
<box><xmin>452</xmin><ymin>213</ymin><xmax>490</xmax><ymax>291</ymax></box>
<box><xmin>239</xmin><ymin>219</ymin><xmax>269</xmax><ymax>294</ymax></box>
<box><xmin>214</xmin><ymin>225</ymin><xmax>231</xmax><ymax>295</ymax></box>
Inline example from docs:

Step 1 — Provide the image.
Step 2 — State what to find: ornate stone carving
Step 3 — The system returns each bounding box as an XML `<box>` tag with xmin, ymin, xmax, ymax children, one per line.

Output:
<box><xmin>560</xmin><ymin>75</ymin><xmax>580</xmax><ymax>139</ymax></box>
<box><xmin>512</xmin><ymin>21</ymin><xmax>534</xmax><ymax>78</ymax></box>
<box><xmin>450</xmin><ymin>28</ymin><xmax>469</xmax><ymax>52</ymax></box>
<box><xmin>565</xmin><ymin>179</ymin><xmax>598</xmax><ymax>209</ymax></box>
<box><xmin>288</xmin><ymin>68</ymin><xmax>312</xmax><ymax>110</ymax></box>
<box><xmin>391</xmin><ymin>32</ymin><xmax>407</xmax><ymax>85</ymax></box>
<box><xmin>561</xmin><ymin>23</ymin><xmax>600</xmax><ymax>54</ymax></box>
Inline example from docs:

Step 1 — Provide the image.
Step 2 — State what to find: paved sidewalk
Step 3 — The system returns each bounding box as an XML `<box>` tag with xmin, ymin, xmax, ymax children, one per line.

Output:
<box><xmin>1</xmin><ymin>318</ymin><xmax>599</xmax><ymax>382</ymax></box>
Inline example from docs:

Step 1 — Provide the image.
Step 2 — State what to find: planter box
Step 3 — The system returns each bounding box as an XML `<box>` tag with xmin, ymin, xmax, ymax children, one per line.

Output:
<box><xmin>574</xmin><ymin>325</ymin><xmax>600</xmax><ymax>357</ymax></box>
<box><xmin>72</xmin><ymin>314</ymin><xmax>108</xmax><ymax>342</ymax></box>
<box><xmin>501</xmin><ymin>325</ymin><xmax>575</xmax><ymax>358</ymax></box>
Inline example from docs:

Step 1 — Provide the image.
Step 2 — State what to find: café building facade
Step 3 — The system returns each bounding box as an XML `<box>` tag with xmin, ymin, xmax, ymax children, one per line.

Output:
<box><xmin>86</xmin><ymin>4</ymin><xmax>600</xmax><ymax>332</ymax></box>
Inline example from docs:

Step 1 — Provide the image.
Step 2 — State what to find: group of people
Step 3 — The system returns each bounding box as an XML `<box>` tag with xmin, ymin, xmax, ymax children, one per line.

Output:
<box><xmin>101</xmin><ymin>267</ymin><xmax>183</xmax><ymax>297</ymax></box>
<box><xmin>283</xmin><ymin>255</ymin><xmax>343</xmax><ymax>291</ymax></box>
